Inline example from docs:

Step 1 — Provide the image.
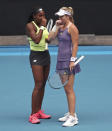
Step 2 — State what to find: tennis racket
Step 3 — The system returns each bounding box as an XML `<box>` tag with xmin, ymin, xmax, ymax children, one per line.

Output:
<box><xmin>47</xmin><ymin>19</ymin><xmax>53</xmax><ymax>32</ymax></box>
<box><xmin>48</xmin><ymin>55</ymin><xmax>85</xmax><ymax>89</ymax></box>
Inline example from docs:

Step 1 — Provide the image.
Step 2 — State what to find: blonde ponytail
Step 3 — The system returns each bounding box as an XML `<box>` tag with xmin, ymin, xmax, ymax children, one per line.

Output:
<box><xmin>68</xmin><ymin>7</ymin><xmax>74</xmax><ymax>16</ymax></box>
<box><xmin>60</xmin><ymin>6</ymin><xmax>74</xmax><ymax>23</ymax></box>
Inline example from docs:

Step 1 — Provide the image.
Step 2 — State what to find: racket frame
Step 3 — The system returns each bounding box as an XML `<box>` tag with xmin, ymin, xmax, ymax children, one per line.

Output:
<box><xmin>47</xmin><ymin>19</ymin><xmax>53</xmax><ymax>32</ymax></box>
<box><xmin>48</xmin><ymin>55</ymin><xmax>85</xmax><ymax>89</ymax></box>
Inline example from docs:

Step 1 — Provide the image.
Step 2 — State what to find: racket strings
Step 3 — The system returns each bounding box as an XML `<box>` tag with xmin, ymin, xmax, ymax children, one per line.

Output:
<box><xmin>60</xmin><ymin>74</ymin><xmax>69</xmax><ymax>84</ymax></box>
<box><xmin>48</xmin><ymin>73</ymin><xmax>69</xmax><ymax>89</ymax></box>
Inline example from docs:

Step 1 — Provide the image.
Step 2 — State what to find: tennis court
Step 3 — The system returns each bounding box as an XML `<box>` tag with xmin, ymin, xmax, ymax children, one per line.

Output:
<box><xmin>0</xmin><ymin>45</ymin><xmax>112</xmax><ymax>131</ymax></box>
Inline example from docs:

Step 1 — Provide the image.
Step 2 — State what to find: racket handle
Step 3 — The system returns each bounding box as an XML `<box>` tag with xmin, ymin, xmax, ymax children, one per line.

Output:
<box><xmin>74</xmin><ymin>56</ymin><xmax>85</xmax><ymax>65</ymax></box>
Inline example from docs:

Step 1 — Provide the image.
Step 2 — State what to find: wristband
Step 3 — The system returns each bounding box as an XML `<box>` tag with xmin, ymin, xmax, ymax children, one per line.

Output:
<box><xmin>70</xmin><ymin>57</ymin><xmax>77</xmax><ymax>62</ymax></box>
<box><xmin>40</xmin><ymin>26</ymin><xmax>45</xmax><ymax>30</ymax></box>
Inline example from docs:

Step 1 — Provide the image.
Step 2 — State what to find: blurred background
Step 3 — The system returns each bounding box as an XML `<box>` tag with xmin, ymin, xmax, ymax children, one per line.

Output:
<box><xmin>0</xmin><ymin>0</ymin><xmax>112</xmax><ymax>45</ymax></box>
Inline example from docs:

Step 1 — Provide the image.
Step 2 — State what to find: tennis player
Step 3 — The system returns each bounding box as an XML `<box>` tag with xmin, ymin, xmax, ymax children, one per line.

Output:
<box><xmin>48</xmin><ymin>7</ymin><xmax>81</xmax><ymax>127</ymax></box>
<box><xmin>26</xmin><ymin>6</ymin><xmax>51</xmax><ymax>124</ymax></box>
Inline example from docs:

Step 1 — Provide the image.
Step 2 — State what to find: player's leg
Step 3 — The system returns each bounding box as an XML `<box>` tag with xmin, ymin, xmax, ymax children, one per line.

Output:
<box><xmin>62</xmin><ymin>75</ymin><xmax>78</xmax><ymax>126</ymax></box>
<box><xmin>64</xmin><ymin>75</ymin><xmax>75</xmax><ymax>116</ymax></box>
<box><xmin>36</xmin><ymin>64</ymin><xmax>51</xmax><ymax>119</ymax></box>
<box><xmin>38</xmin><ymin>64</ymin><xmax>50</xmax><ymax>108</ymax></box>
<box><xmin>31</xmin><ymin>65</ymin><xmax>44</xmax><ymax>115</ymax></box>
<box><xmin>29</xmin><ymin>65</ymin><xmax>44</xmax><ymax>123</ymax></box>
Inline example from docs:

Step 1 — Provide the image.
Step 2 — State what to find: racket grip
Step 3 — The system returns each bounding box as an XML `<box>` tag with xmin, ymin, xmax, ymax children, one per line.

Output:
<box><xmin>74</xmin><ymin>56</ymin><xmax>85</xmax><ymax>65</ymax></box>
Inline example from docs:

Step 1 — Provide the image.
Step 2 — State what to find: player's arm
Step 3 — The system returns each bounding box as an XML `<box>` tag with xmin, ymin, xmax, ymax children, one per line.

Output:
<box><xmin>69</xmin><ymin>24</ymin><xmax>79</xmax><ymax>70</ymax></box>
<box><xmin>69</xmin><ymin>24</ymin><xmax>79</xmax><ymax>58</ymax></box>
<box><xmin>48</xmin><ymin>26</ymin><xmax>59</xmax><ymax>41</ymax></box>
<box><xmin>26</xmin><ymin>23</ymin><xmax>44</xmax><ymax>44</ymax></box>
<box><xmin>48</xmin><ymin>20</ymin><xmax>62</xmax><ymax>41</ymax></box>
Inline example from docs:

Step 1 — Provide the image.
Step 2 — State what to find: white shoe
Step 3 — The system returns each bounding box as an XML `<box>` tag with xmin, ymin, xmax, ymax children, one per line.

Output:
<box><xmin>62</xmin><ymin>115</ymin><xmax>78</xmax><ymax>127</ymax></box>
<box><xmin>58</xmin><ymin>112</ymin><xmax>78</xmax><ymax>122</ymax></box>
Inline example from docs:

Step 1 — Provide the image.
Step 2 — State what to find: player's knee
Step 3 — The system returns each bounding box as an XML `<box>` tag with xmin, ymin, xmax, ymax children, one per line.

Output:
<box><xmin>64</xmin><ymin>85</ymin><xmax>73</xmax><ymax>94</ymax></box>
<box><xmin>35</xmin><ymin>81</ymin><xmax>44</xmax><ymax>90</ymax></box>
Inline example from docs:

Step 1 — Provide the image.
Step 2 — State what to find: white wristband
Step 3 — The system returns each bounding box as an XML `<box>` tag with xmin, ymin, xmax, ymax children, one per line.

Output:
<box><xmin>70</xmin><ymin>57</ymin><xmax>77</xmax><ymax>62</ymax></box>
<box><xmin>40</xmin><ymin>26</ymin><xmax>45</xmax><ymax>30</ymax></box>
<box><xmin>51</xmin><ymin>25</ymin><xmax>58</xmax><ymax>32</ymax></box>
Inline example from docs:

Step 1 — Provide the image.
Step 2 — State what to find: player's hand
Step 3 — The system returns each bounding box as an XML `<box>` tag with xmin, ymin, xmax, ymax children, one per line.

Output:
<box><xmin>56</xmin><ymin>20</ymin><xmax>62</xmax><ymax>26</ymax></box>
<box><xmin>41</xmin><ymin>18</ymin><xmax>47</xmax><ymax>27</ymax></box>
<box><xmin>55</xmin><ymin>20</ymin><xmax>64</xmax><ymax>29</ymax></box>
<box><xmin>69</xmin><ymin>61</ymin><xmax>75</xmax><ymax>71</ymax></box>
<box><xmin>45</xmin><ymin>35</ymin><xmax>50</xmax><ymax>43</ymax></box>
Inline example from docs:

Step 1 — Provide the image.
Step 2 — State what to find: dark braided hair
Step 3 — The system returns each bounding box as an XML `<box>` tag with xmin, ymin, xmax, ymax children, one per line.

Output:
<box><xmin>27</xmin><ymin>6</ymin><xmax>43</xmax><ymax>23</ymax></box>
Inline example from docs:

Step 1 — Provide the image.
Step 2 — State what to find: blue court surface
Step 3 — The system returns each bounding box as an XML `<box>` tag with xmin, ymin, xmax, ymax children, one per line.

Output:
<box><xmin>0</xmin><ymin>45</ymin><xmax>112</xmax><ymax>131</ymax></box>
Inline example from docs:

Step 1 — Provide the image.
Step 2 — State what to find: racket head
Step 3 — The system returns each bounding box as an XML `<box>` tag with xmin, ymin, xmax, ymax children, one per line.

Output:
<box><xmin>47</xmin><ymin>19</ymin><xmax>53</xmax><ymax>32</ymax></box>
<box><xmin>48</xmin><ymin>71</ymin><xmax>69</xmax><ymax>89</ymax></box>
<box><xmin>48</xmin><ymin>55</ymin><xmax>85</xmax><ymax>89</ymax></box>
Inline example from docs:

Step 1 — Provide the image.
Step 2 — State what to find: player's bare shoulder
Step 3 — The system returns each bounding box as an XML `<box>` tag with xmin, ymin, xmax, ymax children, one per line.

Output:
<box><xmin>69</xmin><ymin>23</ymin><xmax>79</xmax><ymax>34</ymax></box>
<box><xmin>26</xmin><ymin>22</ymin><xmax>37</xmax><ymax>35</ymax></box>
<box><xmin>26</xmin><ymin>22</ymin><xmax>33</xmax><ymax>30</ymax></box>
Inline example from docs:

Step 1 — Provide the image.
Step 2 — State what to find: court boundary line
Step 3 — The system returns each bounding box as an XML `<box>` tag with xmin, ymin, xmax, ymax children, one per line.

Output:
<box><xmin>0</xmin><ymin>51</ymin><xmax>112</xmax><ymax>56</ymax></box>
<box><xmin>0</xmin><ymin>45</ymin><xmax>112</xmax><ymax>56</ymax></box>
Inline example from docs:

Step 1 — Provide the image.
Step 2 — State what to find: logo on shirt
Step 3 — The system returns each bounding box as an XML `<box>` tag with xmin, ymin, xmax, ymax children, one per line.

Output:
<box><xmin>33</xmin><ymin>60</ymin><xmax>37</xmax><ymax>62</ymax></box>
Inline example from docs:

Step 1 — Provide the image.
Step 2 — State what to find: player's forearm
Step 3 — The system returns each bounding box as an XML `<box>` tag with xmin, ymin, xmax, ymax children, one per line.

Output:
<box><xmin>48</xmin><ymin>30</ymin><xmax>58</xmax><ymax>42</ymax></box>
<box><xmin>32</xmin><ymin>29</ymin><xmax>44</xmax><ymax>44</ymax></box>
<box><xmin>72</xmin><ymin>44</ymin><xmax>78</xmax><ymax>57</ymax></box>
<box><xmin>48</xmin><ymin>24</ymin><xmax>59</xmax><ymax>41</ymax></box>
